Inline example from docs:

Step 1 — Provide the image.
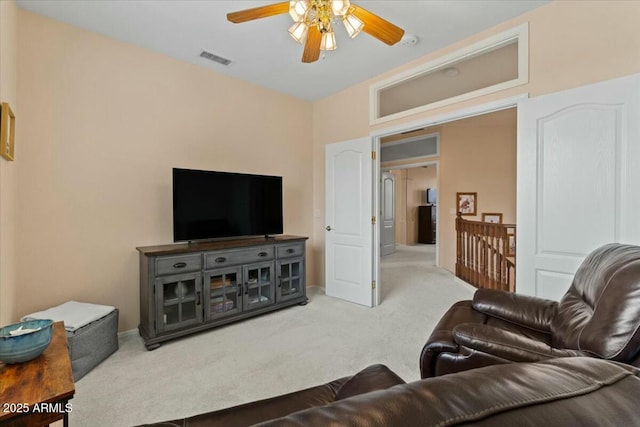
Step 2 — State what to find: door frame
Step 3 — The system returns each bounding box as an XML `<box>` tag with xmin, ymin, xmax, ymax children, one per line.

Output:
<box><xmin>381</xmin><ymin>160</ymin><xmax>439</xmax><ymax>260</ymax></box>
<box><xmin>370</xmin><ymin>93</ymin><xmax>528</xmax><ymax>306</ymax></box>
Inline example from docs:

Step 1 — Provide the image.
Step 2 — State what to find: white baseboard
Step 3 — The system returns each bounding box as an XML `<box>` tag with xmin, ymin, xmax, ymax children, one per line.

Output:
<box><xmin>454</xmin><ymin>277</ymin><xmax>476</xmax><ymax>292</ymax></box>
<box><xmin>118</xmin><ymin>328</ymin><xmax>139</xmax><ymax>338</ymax></box>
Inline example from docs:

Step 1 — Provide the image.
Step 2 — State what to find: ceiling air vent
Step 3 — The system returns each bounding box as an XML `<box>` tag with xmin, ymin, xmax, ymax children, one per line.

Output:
<box><xmin>200</xmin><ymin>50</ymin><xmax>232</xmax><ymax>66</ymax></box>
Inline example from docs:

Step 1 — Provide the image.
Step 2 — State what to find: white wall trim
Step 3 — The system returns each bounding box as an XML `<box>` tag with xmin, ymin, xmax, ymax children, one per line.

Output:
<box><xmin>371</xmin><ymin>93</ymin><xmax>528</xmax><ymax>139</ymax></box>
<box><xmin>370</xmin><ymin>23</ymin><xmax>529</xmax><ymax>125</ymax></box>
<box><xmin>118</xmin><ymin>328</ymin><xmax>139</xmax><ymax>338</ymax></box>
<box><xmin>454</xmin><ymin>276</ymin><xmax>477</xmax><ymax>292</ymax></box>
<box><xmin>381</xmin><ymin>131</ymin><xmax>439</xmax><ymax>148</ymax></box>
<box><xmin>380</xmin><ymin>132</ymin><xmax>440</xmax><ymax>164</ymax></box>
<box><xmin>381</xmin><ymin>159</ymin><xmax>438</xmax><ymax>171</ymax></box>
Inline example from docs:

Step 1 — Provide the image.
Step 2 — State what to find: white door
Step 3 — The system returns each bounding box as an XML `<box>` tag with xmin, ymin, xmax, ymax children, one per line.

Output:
<box><xmin>517</xmin><ymin>73</ymin><xmax>640</xmax><ymax>300</ymax></box>
<box><xmin>381</xmin><ymin>172</ymin><xmax>396</xmax><ymax>256</ymax></box>
<box><xmin>325</xmin><ymin>137</ymin><xmax>374</xmax><ymax>307</ymax></box>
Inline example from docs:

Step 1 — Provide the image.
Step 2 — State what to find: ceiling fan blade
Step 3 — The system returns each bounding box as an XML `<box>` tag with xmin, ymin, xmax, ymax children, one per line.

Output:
<box><xmin>302</xmin><ymin>26</ymin><xmax>322</xmax><ymax>63</ymax></box>
<box><xmin>350</xmin><ymin>5</ymin><xmax>405</xmax><ymax>45</ymax></box>
<box><xmin>227</xmin><ymin>1</ymin><xmax>289</xmax><ymax>23</ymax></box>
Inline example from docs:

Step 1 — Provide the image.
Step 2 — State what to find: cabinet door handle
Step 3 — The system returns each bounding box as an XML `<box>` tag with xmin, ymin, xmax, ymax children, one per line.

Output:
<box><xmin>173</xmin><ymin>262</ymin><xmax>187</xmax><ymax>269</ymax></box>
<box><xmin>244</xmin><ymin>283</ymin><xmax>249</xmax><ymax>295</ymax></box>
<box><xmin>237</xmin><ymin>284</ymin><xmax>242</xmax><ymax>297</ymax></box>
<box><xmin>286</xmin><ymin>248</ymin><xmax>295</xmax><ymax>254</ymax></box>
<box><xmin>258</xmin><ymin>252</ymin><xmax>268</xmax><ymax>257</ymax></box>
<box><xmin>196</xmin><ymin>291</ymin><xmax>201</xmax><ymax>305</ymax></box>
<box><xmin>215</xmin><ymin>257</ymin><xmax>226</xmax><ymax>263</ymax></box>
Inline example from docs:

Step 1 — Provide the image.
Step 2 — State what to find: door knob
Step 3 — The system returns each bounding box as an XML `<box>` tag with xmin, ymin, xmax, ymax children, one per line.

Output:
<box><xmin>326</xmin><ymin>226</ymin><xmax>332</xmax><ymax>231</ymax></box>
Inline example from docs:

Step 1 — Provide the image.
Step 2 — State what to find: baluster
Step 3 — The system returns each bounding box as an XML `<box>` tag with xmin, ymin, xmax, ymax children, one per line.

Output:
<box><xmin>492</xmin><ymin>226</ymin><xmax>497</xmax><ymax>290</ymax></box>
<box><xmin>455</xmin><ymin>217</ymin><xmax>517</xmax><ymax>291</ymax></box>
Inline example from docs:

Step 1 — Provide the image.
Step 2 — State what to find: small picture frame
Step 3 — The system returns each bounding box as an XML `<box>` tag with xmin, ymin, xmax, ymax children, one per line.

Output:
<box><xmin>456</xmin><ymin>192</ymin><xmax>477</xmax><ymax>216</ymax></box>
<box><xmin>482</xmin><ymin>212</ymin><xmax>503</xmax><ymax>224</ymax></box>
<box><xmin>507</xmin><ymin>233</ymin><xmax>516</xmax><ymax>257</ymax></box>
<box><xmin>0</xmin><ymin>102</ymin><xmax>15</xmax><ymax>161</ymax></box>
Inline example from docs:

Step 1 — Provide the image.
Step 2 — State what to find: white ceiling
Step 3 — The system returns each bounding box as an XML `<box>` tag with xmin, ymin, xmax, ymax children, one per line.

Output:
<box><xmin>16</xmin><ymin>0</ymin><xmax>549</xmax><ymax>101</ymax></box>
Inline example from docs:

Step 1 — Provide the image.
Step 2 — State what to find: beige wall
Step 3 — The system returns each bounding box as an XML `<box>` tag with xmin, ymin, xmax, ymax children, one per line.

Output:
<box><xmin>312</xmin><ymin>1</ymin><xmax>640</xmax><ymax>281</ymax></box>
<box><xmin>382</xmin><ymin>109</ymin><xmax>515</xmax><ymax>257</ymax></box>
<box><xmin>438</xmin><ymin>109</ymin><xmax>517</xmax><ymax>272</ymax></box>
<box><xmin>0</xmin><ymin>0</ymin><xmax>18</xmax><ymax>326</ymax></box>
<box><xmin>390</xmin><ymin>169</ymin><xmax>407</xmax><ymax>245</ymax></box>
<box><xmin>15</xmin><ymin>11</ymin><xmax>314</xmax><ymax>331</ymax></box>
<box><xmin>388</xmin><ymin>166</ymin><xmax>438</xmax><ymax>246</ymax></box>
<box><xmin>6</xmin><ymin>1</ymin><xmax>640</xmax><ymax>328</ymax></box>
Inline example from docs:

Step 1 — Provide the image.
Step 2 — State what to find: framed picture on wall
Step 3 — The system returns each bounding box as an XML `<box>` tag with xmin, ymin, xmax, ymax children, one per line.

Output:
<box><xmin>0</xmin><ymin>102</ymin><xmax>15</xmax><ymax>161</ymax></box>
<box><xmin>482</xmin><ymin>212</ymin><xmax>503</xmax><ymax>224</ymax></box>
<box><xmin>507</xmin><ymin>233</ymin><xmax>516</xmax><ymax>257</ymax></box>
<box><xmin>456</xmin><ymin>192</ymin><xmax>477</xmax><ymax>216</ymax></box>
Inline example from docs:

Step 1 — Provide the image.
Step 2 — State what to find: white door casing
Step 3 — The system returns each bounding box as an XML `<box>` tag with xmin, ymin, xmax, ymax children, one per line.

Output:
<box><xmin>517</xmin><ymin>73</ymin><xmax>640</xmax><ymax>300</ymax></box>
<box><xmin>325</xmin><ymin>137</ymin><xmax>374</xmax><ymax>307</ymax></box>
<box><xmin>381</xmin><ymin>172</ymin><xmax>396</xmax><ymax>256</ymax></box>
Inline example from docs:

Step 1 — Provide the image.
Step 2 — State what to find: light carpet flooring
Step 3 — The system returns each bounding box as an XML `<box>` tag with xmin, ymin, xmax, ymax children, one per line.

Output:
<box><xmin>69</xmin><ymin>244</ymin><xmax>474</xmax><ymax>426</ymax></box>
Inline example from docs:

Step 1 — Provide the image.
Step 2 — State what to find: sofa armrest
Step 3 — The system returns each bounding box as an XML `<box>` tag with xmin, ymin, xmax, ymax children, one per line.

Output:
<box><xmin>472</xmin><ymin>289</ymin><xmax>558</xmax><ymax>333</ymax></box>
<box><xmin>420</xmin><ymin>300</ymin><xmax>487</xmax><ymax>378</ymax></box>
<box><xmin>453</xmin><ymin>323</ymin><xmax>588</xmax><ymax>362</ymax></box>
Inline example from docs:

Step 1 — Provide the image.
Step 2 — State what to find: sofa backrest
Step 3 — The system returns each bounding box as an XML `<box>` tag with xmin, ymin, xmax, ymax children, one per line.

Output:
<box><xmin>258</xmin><ymin>358</ymin><xmax>640</xmax><ymax>426</ymax></box>
<box><xmin>550</xmin><ymin>243</ymin><xmax>640</xmax><ymax>363</ymax></box>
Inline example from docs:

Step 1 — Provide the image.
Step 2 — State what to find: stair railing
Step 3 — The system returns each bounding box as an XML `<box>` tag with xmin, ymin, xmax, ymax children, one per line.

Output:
<box><xmin>455</xmin><ymin>213</ymin><xmax>516</xmax><ymax>292</ymax></box>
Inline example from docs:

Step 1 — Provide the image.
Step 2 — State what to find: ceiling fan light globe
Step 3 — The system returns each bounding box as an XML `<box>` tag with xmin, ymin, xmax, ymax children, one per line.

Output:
<box><xmin>320</xmin><ymin>30</ymin><xmax>337</xmax><ymax>51</ymax></box>
<box><xmin>289</xmin><ymin>0</ymin><xmax>309</xmax><ymax>22</ymax></box>
<box><xmin>342</xmin><ymin>13</ymin><xmax>363</xmax><ymax>38</ymax></box>
<box><xmin>331</xmin><ymin>0</ymin><xmax>350</xmax><ymax>16</ymax></box>
<box><xmin>288</xmin><ymin>21</ymin><xmax>309</xmax><ymax>43</ymax></box>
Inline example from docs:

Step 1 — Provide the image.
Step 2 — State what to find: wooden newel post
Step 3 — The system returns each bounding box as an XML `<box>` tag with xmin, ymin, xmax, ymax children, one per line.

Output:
<box><xmin>455</xmin><ymin>212</ymin><xmax>462</xmax><ymax>279</ymax></box>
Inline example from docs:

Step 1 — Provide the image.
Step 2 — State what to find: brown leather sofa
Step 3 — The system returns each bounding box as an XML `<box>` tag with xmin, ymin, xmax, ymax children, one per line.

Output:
<box><xmin>421</xmin><ymin>243</ymin><xmax>640</xmax><ymax>378</ymax></box>
<box><xmin>141</xmin><ymin>357</ymin><xmax>640</xmax><ymax>426</ymax></box>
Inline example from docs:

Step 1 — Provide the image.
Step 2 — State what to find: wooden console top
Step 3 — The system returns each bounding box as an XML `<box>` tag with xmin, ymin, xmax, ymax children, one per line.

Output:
<box><xmin>137</xmin><ymin>235</ymin><xmax>308</xmax><ymax>256</ymax></box>
<box><xmin>0</xmin><ymin>322</ymin><xmax>75</xmax><ymax>426</ymax></box>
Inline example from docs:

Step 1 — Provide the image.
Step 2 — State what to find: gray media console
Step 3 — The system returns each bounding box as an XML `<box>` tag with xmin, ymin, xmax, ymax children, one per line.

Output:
<box><xmin>137</xmin><ymin>235</ymin><xmax>308</xmax><ymax>350</ymax></box>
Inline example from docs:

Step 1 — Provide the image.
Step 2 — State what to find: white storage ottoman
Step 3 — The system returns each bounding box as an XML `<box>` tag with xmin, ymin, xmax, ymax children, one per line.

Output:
<box><xmin>22</xmin><ymin>302</ymin><xmax>119</xmax><ymax>381</ymax></box>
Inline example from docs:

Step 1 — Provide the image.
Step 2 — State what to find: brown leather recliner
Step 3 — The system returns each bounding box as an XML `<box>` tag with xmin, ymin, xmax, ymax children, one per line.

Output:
<box><xmin>420</xmin><ymin>243</ymin><xmax>640</xmax><ymax>378</ymax></box>
<box><xmin>140</xmin><ymin>358</ymin><xmax>640</xmax><ymax>426</ymax></box>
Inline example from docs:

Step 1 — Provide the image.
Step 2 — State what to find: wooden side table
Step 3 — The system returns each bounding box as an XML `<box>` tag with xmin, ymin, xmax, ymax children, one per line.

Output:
<box><xmin>0</xmin><ymin>321</ymin><xmax>75</xmax><ymax>427</ymax></box>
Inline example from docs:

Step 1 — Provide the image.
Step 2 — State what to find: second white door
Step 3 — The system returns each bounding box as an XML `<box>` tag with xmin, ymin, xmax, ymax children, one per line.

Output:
<box><xmin>517</xmin><ymin>73</ymin><xmax>640</xmax><ymax>300</ymax></box>
<box><xmin>325</xmin><ymin>137</ymin><xmax>374</xmax><ymax>307</ymax></box>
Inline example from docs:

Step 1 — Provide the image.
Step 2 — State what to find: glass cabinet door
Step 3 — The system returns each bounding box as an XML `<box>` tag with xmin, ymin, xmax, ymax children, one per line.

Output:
<box><xmin>277</xmin><ymin>258</ymin><xmax>304</xmax><ymax>301</ymax></box>
<box><xmin>243</xmin><ymin>262</ymin><xmax>275</xmax><ymax>311</ymax></box>
<box><xmin>205</xmin><ymin>267</ymin><xmax>242</xmax><ymax>320</ymax></box>
<box><xmin>155</xmin><ymin>272</ymin><xmax>202</xmax><ymax>333</ymax></box>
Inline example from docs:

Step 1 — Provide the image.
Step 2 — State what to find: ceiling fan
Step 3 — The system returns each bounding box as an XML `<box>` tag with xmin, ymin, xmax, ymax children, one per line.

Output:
<box><xmin>227</xmin><ymin>1</ymin><xmax>405</xmax><ymax>63</ymax></box>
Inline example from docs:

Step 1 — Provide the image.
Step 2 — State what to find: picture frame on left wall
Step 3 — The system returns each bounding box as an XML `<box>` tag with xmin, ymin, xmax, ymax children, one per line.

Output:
<box><xmin>0</xmin><ymin>102</ymin><xmax>15</xmax><ymax>161</ymax></box>
<box><xmin>456</xmin><ymin>192</ymin><xmax>477</xmax><ymax>216</ymax></box>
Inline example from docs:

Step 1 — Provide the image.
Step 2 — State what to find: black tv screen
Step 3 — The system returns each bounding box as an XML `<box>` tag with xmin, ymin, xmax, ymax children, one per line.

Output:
<box><xmin>173</xmin><ymin>168</ymin><xmax>283</xmax><ymax>242</ymax></box>
<box><xmin>426</xmin><ymin>188</ymin><xmax>437</xmax><ymax>204</ymax></box>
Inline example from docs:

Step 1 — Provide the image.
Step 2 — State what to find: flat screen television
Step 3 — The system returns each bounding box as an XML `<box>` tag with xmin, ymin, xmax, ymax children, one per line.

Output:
<box><xmin>172</xmin><ymin>168</ymin><xmax>283</xmax><ymax>242</ymax></box>
<box><xmin>426</xmin><ymin>188</ymin><xmax>437</xmax><ymax>204</ymax></box>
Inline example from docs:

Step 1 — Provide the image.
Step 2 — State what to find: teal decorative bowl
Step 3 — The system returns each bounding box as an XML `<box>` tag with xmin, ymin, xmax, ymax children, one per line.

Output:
<box><xmin>0</xmin><ymin>319</ymin><xmax>54</xmax><ymax>364</ymax></box>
